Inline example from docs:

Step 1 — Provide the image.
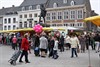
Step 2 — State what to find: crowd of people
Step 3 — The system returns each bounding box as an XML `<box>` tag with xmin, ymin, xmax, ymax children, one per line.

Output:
<box><xmin>0</xmin><ymin>31</ymin><xmax>100</xmax><ymax>63</ymax></box>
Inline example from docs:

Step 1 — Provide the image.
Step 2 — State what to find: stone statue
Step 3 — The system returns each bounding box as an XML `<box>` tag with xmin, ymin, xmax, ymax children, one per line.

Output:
<box><xmin>39</xmin><ymin>4</ymin><xmax>47</xmax><ymax>24</ymax></box>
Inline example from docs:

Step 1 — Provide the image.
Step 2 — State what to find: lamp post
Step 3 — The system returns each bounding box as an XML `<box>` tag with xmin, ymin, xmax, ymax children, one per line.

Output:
<box><xmin>84</xmin><ymin>11</ymin><xmax>92</xmax><ymax>67</ymax></box>
<box><xmin>88</xmin><ymin>12</ymin><xmax>92</xmax><ymax>67</ymax></box>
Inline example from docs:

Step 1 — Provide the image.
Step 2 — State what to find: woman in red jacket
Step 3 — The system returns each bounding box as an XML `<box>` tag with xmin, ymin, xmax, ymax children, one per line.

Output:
<box><xmin>19</xmin><ymin>34</ymin><xmax>30</xmax><ymax>63</ymax></box>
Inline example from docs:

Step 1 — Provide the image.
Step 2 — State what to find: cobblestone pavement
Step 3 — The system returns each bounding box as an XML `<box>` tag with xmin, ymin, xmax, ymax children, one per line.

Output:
<box><xmin>0</xmin><ymin>45</ymin><xmax>100</xmax><ymax>67</ymax></box>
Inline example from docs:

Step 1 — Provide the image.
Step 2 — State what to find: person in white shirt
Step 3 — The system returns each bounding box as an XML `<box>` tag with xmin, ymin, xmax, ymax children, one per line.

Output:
<box><xmin>70</xmin><ymin>33</ymin><xmax>80</xmax><ymax>58</ymax></box>
<box><xmin>53</xmin><ymin>37</ymin><xmax>59</xmax><ymax>59</ymax></box>
<box><xmin>65</xmin><ymin>35</ymin><xmax>71</xmax><ymax>50</ymax></box>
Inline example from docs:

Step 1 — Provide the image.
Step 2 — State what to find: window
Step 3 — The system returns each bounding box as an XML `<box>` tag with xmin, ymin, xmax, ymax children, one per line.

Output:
<box><xmin>34</xmin><ymin>21</ymin><xmax>37</xmax><ymax>25</ymax></box>
<box><xmin>4</xmin><ymin>26</ymin><xmax>7</xmax><ymax>30</ymax></box>
<box><xmin>29</xmin><ymin>14</ymin><xmax>32</xmax><ymax>18</ymax></box>
<box><xmin>71</xmin><ymin>1</ymin><xmax>75</xmax><ymax>6</ymax></box>
<box><xmin>77</xmin><ymin>10</ymin><xmax>83</xmax><ymax>19</ymax></box>
<box><xmin>13</xmin><ymin>18</ymin><xmax>16</xmax><ymax>23</ymax></box>
<box><xmin>22</xmin><ymin>7</ymin><xmax>25</xmax><ymax>11</ymax></box>
<box><xmin>70</xmin><ymin>10</ymin><xmax>76</xmax><ymax>20</ymax></box>
<box><xmin>63</xmin><ymin>10</ymin><xmax>69</xmax><ymax>20</ymax></box>
<box><xmin>34</xmin><ymin>13</ymin><xmax>38</xmax><ymax>17</ymax></box>
<box><xmin>46</xmin><ymin>13</ymin><xmax>51</xmax><ymax>21</ymax></box>
<box><xmin>29</xmin><ymin>21</ymin><xmax>32</xmax><ymax>28</ymax></box>
<box><xmin>29</xmin><ymin>6</ymin><xmax>32</xmax><ymax>10</ymax></box>
<box><xmin>24</xmin><ymin>14</ymin><xmax>27</xmax><ymax>18</ymax></box>
<box><xmin>4</xmin><ymin>19</ymin><xmax>7</xmax><ymax>23</ymax></box>
<box><xmin>19</xmin><ymin>22</ymin><xmax>22</xmax><ymax>28</ymax></box>
<box><xmin>63</xmin><ymin>0</ymin><xmax>68</xmax><ymax>3</ymax></box>
<box><xmin>57</xmin><ymin>11</ymin><xmax>62</xmax><ymax>20</ymax></box>
<box><xmin>24</xmin><ymin>21</ymin><xmax>27</xmax><ymax>28</ymax></box>
<box><xmin>53</xmin><ymin>3</ymin><xmax>58</xmax><ymax>8</ymax></box>
<box><xmin>8</xmin><ymin>25</ymin><xmax>11</xmax><ymax>30</ymax></box>
<box><xmin>20</xmin><ymin>15</ymin><xmax>22</xmax><ymax>18</ymax></box>
<box><xmin>36</xmin><ymin>5</ymin><xmax>40</xmax><ymax>9</ymax></box>
<box><xmin>70</xmin><ymin>24</ymin><xmax>73</xmax><ymax>26</ymax></box>
<box><xmin>52</xmin><ymin>24</ymin><xmax>56</xmax><ymax>26</ymax></box>
<box><xmin>72</xmin><ymin>24</ymin><xmax>75</xmax><ymax>27</ymax></box>
<box><xmin>8</xmin><ymin>18</ymin><xmax>11</xmax><ymax>23</ymax></box>
<box><xmin>64</xmin><ymin>24</ymin><xmax>68</xmax><ymax>26</ymax></box>
<box><xmin>77</xmin><ymin>23</ymin><xmax>83</xmax><ymax>27</ymax></box>
<box><xmin>13</xmin><ymin>25</ymin><xmax>16</xmax><ymax>30</ymax></box>
<box><xmin>52</xmin><ymin>12</ymin><xmax>56</xmax><ymax>20</ymax></box>
<box><xmin>69</xmin><ymin>23</ymin><xmax>75</xmax><ymax>27</ymax></box>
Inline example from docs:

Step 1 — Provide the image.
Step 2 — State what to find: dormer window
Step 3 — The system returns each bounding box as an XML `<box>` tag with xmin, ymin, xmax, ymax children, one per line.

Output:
<box><xmin>36</xmin><ymin>5</ymin><xmax>40</xmax><ymax>9</ymax></box>
<box><xmin>29</xmin><ymin>6</ymin><xmax>32</xmax><ymax>10</ymax></box>
<box><xmin>22</xmin><ymin>7</ymin><xmax>25</xmax><ymax>11</ymax></box>
<box><xmin>53</xmin><ymin>3</ymin><xmax>58</xmax><ymax>8</ymax></box>
<box><xmin>63</xmin><ymin>0</ymin><xmax>68</xmax><ymax>3</ymax></box>
<box><xmin>71</xmin><ymin>1</ymin><xmax>75</xmax><ymax>6</ymax></box>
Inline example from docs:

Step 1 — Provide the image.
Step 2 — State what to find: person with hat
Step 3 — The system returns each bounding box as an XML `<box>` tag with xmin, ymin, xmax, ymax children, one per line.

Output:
<box><xmin>19</xmin><ymin>34</ymin><xmax>30</xmax><ymax>63</ymax></box>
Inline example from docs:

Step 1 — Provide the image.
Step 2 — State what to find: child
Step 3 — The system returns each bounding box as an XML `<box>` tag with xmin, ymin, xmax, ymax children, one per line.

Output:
<box><xmin>53</xmin><ymin>37</ymin><xmax>59</xmax><ymax>59</ymax></box>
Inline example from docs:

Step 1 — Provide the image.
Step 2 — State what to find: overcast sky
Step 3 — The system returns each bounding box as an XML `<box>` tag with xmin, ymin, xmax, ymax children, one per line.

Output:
<box><xmin>0</xmin><ymin>0</ymin><xmax>100</xmax><ymax>15</ymax></box>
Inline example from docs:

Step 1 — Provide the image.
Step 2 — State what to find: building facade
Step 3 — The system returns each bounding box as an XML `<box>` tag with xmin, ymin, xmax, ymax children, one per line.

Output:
<box><xmin>0</xmin><ymin>6</ymin><xmax>19</xmax><ymax>30</ymax></box>
<box><xmin>18</xmin><ymin>7</ymin><xmax>41</xmax><ymax>28</ymax></box>
<box><xmin>18</xmin><ymin>0</ymin><xmax>91</xmax><ymax>29</ymax></box>
<box><xmin>0</xmin><ymin>0</ymin><xmax>92</xmax><ymax>31</ymax></box>
<box><xmin>3</xmin><ymin>15</ymin><xmax>18</xmax><ymax>30</ymax></box>
<box><xmin>45</xmin><ymin>0</ymin><xmax>91</xmax><ymax>29</ymax></box>
<box><xmin>0</xmin><ymin>16</ymin><xmax>3</xmax><ymax>30</ymax></box>
<box><xmin>17</xmin><ymin>0</ymin><xmax>49</xmax><ymax>28</ymax></box>
<box><xmin>46</xmin><ymin>5</ymin><xmax>85</xmax><ymax>28</ymax></box>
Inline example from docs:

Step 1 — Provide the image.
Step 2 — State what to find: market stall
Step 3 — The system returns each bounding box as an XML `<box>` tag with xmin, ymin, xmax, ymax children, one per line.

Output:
<box><xmin>0</xmin><ymin>27</ymin><xmax>65</xmax><ymax>33</ymax></box>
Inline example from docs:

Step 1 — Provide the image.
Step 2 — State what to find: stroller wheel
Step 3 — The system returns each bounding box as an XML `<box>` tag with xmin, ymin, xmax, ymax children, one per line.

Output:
<box><xmin>10</xmin><ymin>60</ymin><xmax>13</xmax><ymax>65</ymax></box>
<box><xmin>12</xmin><ymin>61</ymin><xmax>16</xmax><ymax>65</ymax></box>
<box><xmin>9</xmin><ymin>60</ymin><xmax>16</xmax><ymax>65</ymax></box>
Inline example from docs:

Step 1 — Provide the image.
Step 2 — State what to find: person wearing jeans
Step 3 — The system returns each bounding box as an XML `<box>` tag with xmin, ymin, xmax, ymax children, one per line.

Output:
<box><xmin>70</xmin><ymin>33</ymin><xmax>80</xmax><ymax>58</ymax></box>
<box><xmin>94</xmin><ymin>34</ymin><xmax>100</xmax><ymax>53</ymax></box>
<box><xmin>95</xmin><ymin>42</ymin><xmax>100</xmax><ymax>53</ymax></box>
<box><xmin>53</xmin><ymin>37</ymin><xmax>59</xmax><ymax>59</ymax></box>
<box><xmin>71</xmin><ymin>48</ymin><xmax>78</xmax><ymax>57</ymax></box>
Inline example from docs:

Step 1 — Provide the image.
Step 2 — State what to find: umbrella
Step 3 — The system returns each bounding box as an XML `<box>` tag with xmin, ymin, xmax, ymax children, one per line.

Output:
<box><xmin>84</xmin><ymin>16</ymin><xmax>100</xmax><ymax>26</ymax></box>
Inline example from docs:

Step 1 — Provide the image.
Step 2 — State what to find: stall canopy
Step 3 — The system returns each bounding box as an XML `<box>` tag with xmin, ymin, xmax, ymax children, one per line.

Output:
<box><xmin>0</xmin><ymin>27</ymin><xmax>65</xmax><ymax>33</ymax></box>
<box><xmin>84</xmin><ymin>15</ymin><xmax>100</xmax><ymax>26</ymax></box>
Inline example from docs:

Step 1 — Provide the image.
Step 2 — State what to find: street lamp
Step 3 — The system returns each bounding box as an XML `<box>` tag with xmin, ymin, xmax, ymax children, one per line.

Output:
<box><xmin>84</xmin><ymin>11</ymin><xmax>92</xmax><ymax>67</ymax></box>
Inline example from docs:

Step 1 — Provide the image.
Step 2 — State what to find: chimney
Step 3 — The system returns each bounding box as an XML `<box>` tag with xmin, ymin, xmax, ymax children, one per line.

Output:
<box><xmin>12</xmin><ymin>5</ymin><xmax>15</xmax><ymax>7</ymax></box>
<box><xmin>2</xmin><ymin>7</ymin><xmax>5</xmax><ymax>9</ymax></box>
